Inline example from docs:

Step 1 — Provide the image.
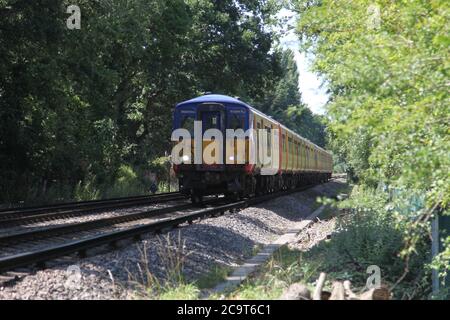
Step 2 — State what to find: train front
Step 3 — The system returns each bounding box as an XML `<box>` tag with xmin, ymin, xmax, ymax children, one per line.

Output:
<box><xmin>172</xmin><ymin>94</ymin><xmax>252</xmax><ymax>202</ymax></box>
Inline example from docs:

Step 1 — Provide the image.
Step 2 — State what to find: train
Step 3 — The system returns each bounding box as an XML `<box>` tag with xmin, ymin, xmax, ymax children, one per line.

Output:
<box><xmin>172</xmin><ymin>94</ymin><xmax>333</xmax><ymax>202</ymax></box>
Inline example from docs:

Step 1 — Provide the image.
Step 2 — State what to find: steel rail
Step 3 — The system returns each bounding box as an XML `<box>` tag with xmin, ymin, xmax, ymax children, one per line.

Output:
<box><xmin>0</xmin><ymin>193</ymin><xmax>186</xmax><ymax>226</ymax></box>
<box><xmin>0</xmin><ymin>182</ymin><xmax>327</xmax><ymax>273</ymax></box>
<box><xmin>0</xmin><ymin>198</ymin><xmax>223</xmax><ymax>246</ymax></box>
<box><xmin>0</xmin><ymin>201</ymin><xmax>244</xmax><ymax>273</ymax></box>
<box><xmin>0</xmin><ymin>192</ymin><xmax>183</xmax><ymax>217</ymax></box>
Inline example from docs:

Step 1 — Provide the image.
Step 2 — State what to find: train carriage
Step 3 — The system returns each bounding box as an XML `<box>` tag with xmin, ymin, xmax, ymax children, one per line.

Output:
<box><xmin>172</xmin><ymin>94</ymin><xmax>332</xmax><ymax>202</ymax></box>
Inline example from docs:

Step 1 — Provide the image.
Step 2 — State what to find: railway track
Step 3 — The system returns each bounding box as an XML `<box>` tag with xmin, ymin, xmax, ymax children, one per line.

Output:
<box><xmin>0</xmin><ymin>198</ymin><xmax>222</xmax><ymax>248</ymax></box>
<box><xmin>0</xmin><ymin>184</ymin><xmax>322</xmax><ymax>285</ymax></box>
<box><xmin>0</xmin><ymin>192</ymin><xmax>186</xmax><ymax>227</ymax></box>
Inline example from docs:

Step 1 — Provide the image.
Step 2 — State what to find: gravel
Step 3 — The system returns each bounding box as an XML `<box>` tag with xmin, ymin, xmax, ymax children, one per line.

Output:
<box><xmin>290</xmin><ymin>218</ymin><xmax>337</xmax><ymax>252</ymax></box>
<box><xmin>0</xmin><ymin>200</ymin><xmax>187</xmax><ymax>236</ymax></box>
<box><xmin>0</xmin><ymin>177</ymin><xmax>347</xmax><ymax>300</ymax></box>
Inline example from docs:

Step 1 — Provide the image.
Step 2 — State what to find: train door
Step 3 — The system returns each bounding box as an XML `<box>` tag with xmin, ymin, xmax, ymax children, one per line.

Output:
<box><xmin>202</xmin><ymin>111</ymin><xmax>221</xmax><ymax>132</ymax></box>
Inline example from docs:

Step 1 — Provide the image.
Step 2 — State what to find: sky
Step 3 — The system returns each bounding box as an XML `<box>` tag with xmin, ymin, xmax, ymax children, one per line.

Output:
<box><xmin>278</xmin><ymin>9</ymin><xmax>329</xmax><ymax>115</ymax></box>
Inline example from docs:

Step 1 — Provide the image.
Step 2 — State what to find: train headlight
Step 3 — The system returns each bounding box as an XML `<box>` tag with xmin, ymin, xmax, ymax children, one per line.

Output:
<box><xmin>182</xmin><ymin>155</ymin><xmax>190</xmax><ymax>162</ymax></box>
<box><xmin>229</xmin><ymin>156</ymin><xmax>235</xmax><ymax>162</ymax></box>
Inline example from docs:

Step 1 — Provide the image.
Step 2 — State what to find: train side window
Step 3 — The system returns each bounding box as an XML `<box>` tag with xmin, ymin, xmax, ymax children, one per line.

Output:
<box><xmin>306</xmin><ymin>147</ymin><xmax>309</xmax><ymax>166</ymax></box>
<box><xmin>288</xmin><ymin>137</ymin><xmax>292</xmax><ymax>155</ymax></box>
<box><xmin>307</xmin><ymin>147</ymin><xmax>309</xmax><ymax>166</ymax></box>
<box><xmin>228</xmin><ymin>113</ymin><xmax>244</xmax><ymax>130</ymax></box>
<box><xmin>287</xmin><ymin>137</ymin><xmax>290</xmax><ymax>154</ymax></box>
<box><xmin>265</xmin><ymin>126</ymin><xmax>272</xmax><ymax>156</ymax></box>
<box><xmin>292</xmin><ymin>141</ymin><xmax>294</xmax><ymax>156</ymax></box>
<box><xmin>301</xmin><ymin>143</ymin><xmax>305</xmax><ymax>164</ymax></box>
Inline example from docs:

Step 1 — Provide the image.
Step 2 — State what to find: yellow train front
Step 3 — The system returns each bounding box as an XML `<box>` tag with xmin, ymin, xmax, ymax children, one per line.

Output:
<box><xmin>172</xmin><ymin>94</ymin><xmax>332</xmax><ymax>202</ymax></box>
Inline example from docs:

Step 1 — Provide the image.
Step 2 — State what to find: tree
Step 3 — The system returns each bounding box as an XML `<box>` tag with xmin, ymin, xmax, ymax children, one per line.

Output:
<box><xmin>0</xmin><ymin>0</ymin><xmax>283</xmax><ymax>203</ymax></box>
<box><xmin>295</xmin><ymin>0</ymin><xmax>449</xmax><ymax>288</ymax></box>
<box><xmin>256</xmin><ymin>49</ymin><xmax>327</xmax><ymax>147</ymax></box>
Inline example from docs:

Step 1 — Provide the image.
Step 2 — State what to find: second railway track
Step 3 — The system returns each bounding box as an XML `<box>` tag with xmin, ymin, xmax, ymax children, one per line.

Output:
<box><xmin>0</xmin><ymin>192</ymin><xmax>186</xmax><ymax>227</ymax></box>
<box><xmin>0</xmin><ymin>183</ymin><xmax>326</xmax><ymax>283</ymax></box>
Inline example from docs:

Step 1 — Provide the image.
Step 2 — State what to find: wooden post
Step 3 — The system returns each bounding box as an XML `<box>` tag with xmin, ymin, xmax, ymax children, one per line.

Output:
<box><xmin>329</xmin><ymin>282</ymin><xmax>345</xmax><ymax>300</ymax></box>
<box><xmin>313</xmin><ymin>273</ymin><xmax>327</xmax><ymax>300</ymax></box>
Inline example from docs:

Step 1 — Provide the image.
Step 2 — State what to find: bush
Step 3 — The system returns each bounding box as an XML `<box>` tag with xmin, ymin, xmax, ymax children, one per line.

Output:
<box><xmin>308</xmin><ymin>186</ymin><xmax>431</xmax><ymax>298</ymax></box>
<box><xmin>74</xmin><ymin>176</ymin><xmax>101</xmax><ymax>201</ymax></box>
<box><xmin>103</xmin><ymin>165</ymin><xmax>148</xmax><ymax>198</ymax></box>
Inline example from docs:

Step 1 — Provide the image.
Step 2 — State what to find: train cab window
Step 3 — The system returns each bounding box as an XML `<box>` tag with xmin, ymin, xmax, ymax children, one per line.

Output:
<box><xmin>180</xmin><ymin>115</ymin><xmax>195</xmax><ymax>135</ymax></box>
<box><xmin>228</xmin><ymin>113</ymin><xmax>245</xmax><ymax>130</ymax></box>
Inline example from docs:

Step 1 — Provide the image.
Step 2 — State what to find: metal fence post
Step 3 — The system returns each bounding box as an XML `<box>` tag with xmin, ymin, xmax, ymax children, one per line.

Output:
<box><xmin>431</xmin><ymin>215</ymin><xmax>440</xmax><ymax>295</ymax></box>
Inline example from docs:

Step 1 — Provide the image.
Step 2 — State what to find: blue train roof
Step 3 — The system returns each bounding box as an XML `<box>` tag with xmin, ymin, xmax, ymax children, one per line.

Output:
<box><xmin>174</xmin><ymin>94</ymin><xmax>331</xmax><ymax>154</ymax></box>
<box><xmin>176</xmin><ymin>94</ymin><xmax>251</xmax><ymax>109</ymax></box>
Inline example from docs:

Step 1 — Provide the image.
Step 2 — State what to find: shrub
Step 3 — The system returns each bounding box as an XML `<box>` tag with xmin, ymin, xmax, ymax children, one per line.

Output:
<box><xmin>308</xmin><ymin>186</ymin><xmax>431</xmax><ymax>298</ymax></box>
<box><xmin>74</xmin><ymin>178</ymin><xmax>101</xmax><ymax>201</ymax></box>
<box><xmin>104</xmin><ymin>165</ymin><xmax>148</xmax><ymax>198</ymax></box>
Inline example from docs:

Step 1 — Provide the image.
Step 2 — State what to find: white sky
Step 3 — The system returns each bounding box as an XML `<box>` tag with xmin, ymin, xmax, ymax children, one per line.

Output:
<box><xmin>277</xmin><ymin>9</ymin><xmax>329</xmax><ymax>115</ymax></box>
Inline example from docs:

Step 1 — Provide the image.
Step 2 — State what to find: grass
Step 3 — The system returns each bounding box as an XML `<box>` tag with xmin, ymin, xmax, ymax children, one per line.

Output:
<box><xmin>226</xmin><ymin>185</ymin><xmax>432</xmax><ymax>300</ymax></box>
<box><xmin>133</xmin><ymin>182</ymin><xmax>433</xmax><ymax>300</ymax></box>
<box><xmin>148</xmin><ymin>264</ymin><xmax>231</xmax><ymax>300</ymax></box>
<box><xmin>228</xmin><ymin>246</ymin><xmax>322</xmax><ymax>300</ymax></box>
<box><xmin>319</xmin><ymin>206</ymin><xmax>337</xmax><ymax>220</ymax></box>
<box><xmin>158</xmin><ymin>284</ymin><xmax>200</xmax><ymax>300</ymax></box>
<box><xmin>1</xmin><ymin>162</ymin><xmax>179</xmax><ymax>208</ymax></box>
<box><xmin>195</xmin><ymin>265</ymin><xmax>232</xmax><ymax>290</ymax></box>
<box><xmin>128</xmin><ymin>232</ymin><xmax>234</xmax><ymax>300</ymax></box>
<box><xmin>135</xmin><ymin>264</ymin><xmax>232</xmax><ymax>300</ymax></box>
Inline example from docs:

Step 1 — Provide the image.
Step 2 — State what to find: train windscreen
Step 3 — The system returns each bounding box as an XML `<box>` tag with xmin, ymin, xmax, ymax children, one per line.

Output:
<box><xmin>180</xmin><ymin>114</ymin><xmax>195</xmax><ymax>135</ymax></box>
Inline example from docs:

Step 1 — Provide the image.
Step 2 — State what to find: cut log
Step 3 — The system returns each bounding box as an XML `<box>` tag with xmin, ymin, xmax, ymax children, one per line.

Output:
<box><xmin>360</xmin><ymin>287</ymin><xmax>391</xmax><ymax>300</ymax></box>
<box><xmin>343</xmin><ymin>280</ymin><xmax>358</xmax><ymax>300</ymax></box>
<box><xmin>321</xmin><ymin>291</ymin><xmax>331</xmax><ymax>300</ymax></box>
<box><xmin>280</xmin><ymin>283</ymin><xmax>311</xmax><ymax>300</ymax></box>
<box><xmin>330</xmin><ymin>282</ymin><xmax>345</xmax><ymax>300</ymax></box>
<box><xmin>313</xmin><ymin>273</ymin><xmax>327</xmax><ymax>300</ymax></box>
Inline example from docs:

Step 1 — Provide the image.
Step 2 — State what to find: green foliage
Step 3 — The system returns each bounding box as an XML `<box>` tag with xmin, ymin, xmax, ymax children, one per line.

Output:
<box><xmin>157</xmin><ymin>284</ymin><xmax>200</xmax><ymax>300</ymax></box>
<box><xmin>295</xmin><ymin>0</ymin><xmax>449</xmax><ymax>286</ymax></box>
<box><xmin>230</xmin><ymin>246</ymin><xmax>320</xmax><ymax>300</ymax></box>
<box><xmin>316</xmin><ymin>187</ymin><xmax>431</xmax><ymax>298</ymax></box>
<box><xmin>257</xmin><ymin>49</ymin><xmax>327</xmax><ymax>147</ymax></box>
<box><xmin>431</xmin><ymin>235</ymin><xmax>450</xmax><ymax>290</ymax></box>
<box><xmin>296</xmin><ymin>0</ymin><xmax>449</xmax><ymax>203</ymax></box>
<box><xmin>229</xmin><ymin>186</ymin><xmax>432</xmax><ymax>299</ymax></box>
<box><xmin>103</xmin><ymin>165</ymin><xmax>147</xmax><ymax>198</ymax></box>
<box><xmin>0</xmin><ymin>0</ymin><xmax>283</xmax><ymax>204</ymax></box>
<box><xmin>336</xmin><ymin>188</ymin><xmax>426</xmax><ymax>279</ymax></box>
<box><xmin>148</xmin><ymin>157</ymin><xmax>171</xmax><ymax>181</ymax></box>
<box><xmin>74</xmin><ymin>178</ymin><xmax>101</xmax><ymax>201</ymax></box>
<box><xmin>195</xmin><ymin>265</ymin><xmax>231</xmax><ymax>290</ymax></box>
